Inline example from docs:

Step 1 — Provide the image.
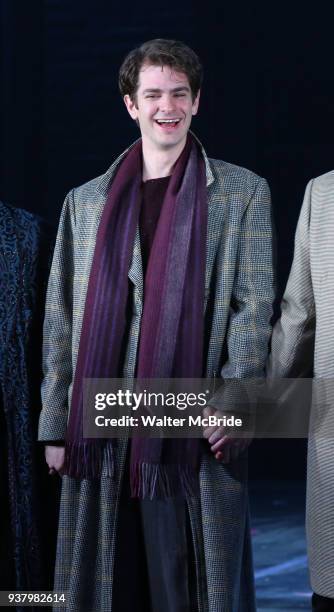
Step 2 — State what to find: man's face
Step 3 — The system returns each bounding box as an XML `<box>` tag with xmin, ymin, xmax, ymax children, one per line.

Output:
<box><xmin>124</xmin><ymin>63</ymin><xmax>200</xmax><ymax>152</ymax></box>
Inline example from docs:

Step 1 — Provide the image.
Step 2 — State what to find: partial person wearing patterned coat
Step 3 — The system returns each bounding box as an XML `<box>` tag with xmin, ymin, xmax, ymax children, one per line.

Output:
<box><xmin>0</xmin><ymin>201</ymin><xmax>54</xmax><ymax>597</ymax></box>
<box><xmin>39</xmin><ymin>39</ymin><xmax>274</xmax><ymax>612</ymax></box>
<box><xmin>267</xmin><ymin>171</ymin><xmax>334</xmax><ymax>611</ymax></box>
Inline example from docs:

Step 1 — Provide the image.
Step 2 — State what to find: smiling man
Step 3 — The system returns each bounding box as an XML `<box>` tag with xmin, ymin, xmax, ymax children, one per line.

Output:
<box><xmin>39</xmin><ymin>39</ymin><xmax>274</xmax><ymax>611</ymax></box>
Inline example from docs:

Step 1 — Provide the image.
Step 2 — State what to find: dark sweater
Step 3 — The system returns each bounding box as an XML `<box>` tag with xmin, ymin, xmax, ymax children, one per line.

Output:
<box><xmin>139</xmin><ymin>175</ymin><xmax>171</xmax><ymax>273</ymax></box>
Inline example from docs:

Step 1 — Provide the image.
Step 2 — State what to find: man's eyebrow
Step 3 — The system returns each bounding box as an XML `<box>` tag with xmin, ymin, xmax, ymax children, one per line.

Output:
<box><xmin>172</xmin><ymin>86</ymin><xmax>190</xmax><ymax>92</ymax></box>
<box><xmin>142</xmin><ymin>86</ymin><xmax>190</xmax><ymax>94</ymax></box>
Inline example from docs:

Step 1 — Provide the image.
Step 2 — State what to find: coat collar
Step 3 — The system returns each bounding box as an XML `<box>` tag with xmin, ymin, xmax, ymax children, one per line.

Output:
<box><xmin>96</xmin><ymin>131</ymin><xmax>215</xmax><ymax>198</ymax></box>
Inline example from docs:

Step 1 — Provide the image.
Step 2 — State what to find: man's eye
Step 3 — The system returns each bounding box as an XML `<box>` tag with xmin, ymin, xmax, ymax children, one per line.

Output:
<box><xmin>175</xmin><ymin>93</ymin><xmax>186</xmax><ymax>97</ymax></box>
<box><xmin>146</xmin><ymin>95</ymin><xmax>158</xmax><ymax>99</ymax></box>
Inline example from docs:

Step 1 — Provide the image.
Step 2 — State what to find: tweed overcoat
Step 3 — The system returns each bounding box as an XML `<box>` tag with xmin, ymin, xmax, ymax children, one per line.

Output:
<box><xmin>39</xmin><ymin>139</ymin><xmax>274</xmax><ymax>612</ymax></box>
<box><xmin>268</xmin><ymin>171</ymin><xmax>334</xmax><ymax>598</ymax></box>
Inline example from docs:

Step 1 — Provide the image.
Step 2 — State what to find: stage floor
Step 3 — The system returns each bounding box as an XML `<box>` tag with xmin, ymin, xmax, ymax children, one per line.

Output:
<box><xmin>250</xmin><ymin>481</ymin><xmax>311</xmax><ymax>611</ymax></box>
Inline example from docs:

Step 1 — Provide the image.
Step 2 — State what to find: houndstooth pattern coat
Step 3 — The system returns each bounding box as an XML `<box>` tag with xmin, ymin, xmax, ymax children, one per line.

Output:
<box><xmin>39</xmin><ymin>138</ymin><xmax>274</xmax><ymax>612</ymax></box>
<box><xmin>268</xmin><ymin>171</ymin><xmax>334</xmax><ymax>599</ymax></box>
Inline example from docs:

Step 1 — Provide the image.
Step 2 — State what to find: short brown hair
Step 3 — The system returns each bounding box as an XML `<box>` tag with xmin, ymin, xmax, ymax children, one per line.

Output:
<box><xmin>119</xmin><ymin>38</ymin><xmax>203</xmax><ymax>101</ymax></box>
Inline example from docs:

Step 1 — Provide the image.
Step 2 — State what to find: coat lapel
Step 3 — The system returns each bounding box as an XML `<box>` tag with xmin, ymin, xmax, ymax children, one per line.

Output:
<box><xmin>128</xmin><ymin>227</ymin><xmax>143</xmax><ymax>303</ymax></box>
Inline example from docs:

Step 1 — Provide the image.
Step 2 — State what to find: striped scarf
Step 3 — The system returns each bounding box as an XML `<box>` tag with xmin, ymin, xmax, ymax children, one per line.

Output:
<box><xmin>64</xmin><ymin>134</ymin><xmax>207</xmax><ymax>498</ymax></box>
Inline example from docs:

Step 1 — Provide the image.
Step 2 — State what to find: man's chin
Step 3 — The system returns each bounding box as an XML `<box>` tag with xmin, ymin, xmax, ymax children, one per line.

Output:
<box><xmin>154</xmin><ymin>134</ymin><xmax>187</xmax><ymax>151</ymax></box>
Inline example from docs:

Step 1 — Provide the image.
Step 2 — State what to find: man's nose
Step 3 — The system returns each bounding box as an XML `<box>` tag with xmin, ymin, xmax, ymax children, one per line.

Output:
<box><xmin>159</xmin><ymin>94</ymin><xmax>175</xmax><ymax>113</ymax></box>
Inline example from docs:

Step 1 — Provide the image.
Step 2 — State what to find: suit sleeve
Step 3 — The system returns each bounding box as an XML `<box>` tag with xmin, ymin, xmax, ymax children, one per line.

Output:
<box><xmin>38</xmin><ymin>190</ymin><xmax>75</xmax><ymax>441</ymax></box>
<box><xmin>267</xmin><ymin>179</ymin><xmax>315</xmax><ymax>379</ymax></box>
<box><xmin>220</xmin><ymin>177</ymin><xmax>275</xmax><ymax>380</ymax></box>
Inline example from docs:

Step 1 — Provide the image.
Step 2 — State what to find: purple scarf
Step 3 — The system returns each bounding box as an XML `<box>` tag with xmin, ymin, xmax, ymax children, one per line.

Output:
<box><xmin>64</xmin><ymin>134</ymin><xmax>207</xmax><ymax>498</ymax></box>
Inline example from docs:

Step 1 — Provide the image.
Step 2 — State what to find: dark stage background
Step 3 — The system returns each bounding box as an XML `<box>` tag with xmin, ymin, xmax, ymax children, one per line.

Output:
<box><xmin>1</xmin><ymin>0</ymin><xmax>334</xmax><ymax>479</ymax></box>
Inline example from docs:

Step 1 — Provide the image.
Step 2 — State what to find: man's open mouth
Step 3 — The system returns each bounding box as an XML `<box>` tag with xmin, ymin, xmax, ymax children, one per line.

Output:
<box><xmin>155</xmin><ymin>119</ymin><xmax>181</xmax><ymax>129</ymax></box>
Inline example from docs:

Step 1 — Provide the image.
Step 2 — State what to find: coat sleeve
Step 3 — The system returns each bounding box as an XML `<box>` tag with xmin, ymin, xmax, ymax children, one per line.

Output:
<box><xmin>220</xmin><ymin>177</ymin><xmax>275</xmax><ymax>380</ymax></box>
<box><xmin>267</xmin><ymin>179</ymin><xmax>316</xmax><ymax>379</ymax></box>
<box><xmin>38</xmin><ymin>190</ymin><xmax>75</xmax><ymax>441</ymax></box>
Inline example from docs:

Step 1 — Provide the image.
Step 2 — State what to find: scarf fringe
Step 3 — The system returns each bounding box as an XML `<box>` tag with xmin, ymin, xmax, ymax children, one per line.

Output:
<box><xmin>64</xmin><ymin>440</ymin><xmax>114</xmax><ymax>479</ymax></box>
<box><xmin>130</xmin><ymin>461</ymin><xmax>199</xmax><ymax>499</ymax></box>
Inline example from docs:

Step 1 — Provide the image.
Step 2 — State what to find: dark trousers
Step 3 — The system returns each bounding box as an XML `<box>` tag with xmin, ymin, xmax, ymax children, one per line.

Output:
<box><xmin>312</xmin><ymin>593</ymin><xmax>334</xmax><ymax>611</ymax></box>
<box><xmin>113</xmin><ymin>460</ymin><xmax>198</xmax><ymax>612</ymax></box>
<box><xmin>140</xmin><ymin>496</ymin><xmax>197</xmax><ymax>612</ymax></box>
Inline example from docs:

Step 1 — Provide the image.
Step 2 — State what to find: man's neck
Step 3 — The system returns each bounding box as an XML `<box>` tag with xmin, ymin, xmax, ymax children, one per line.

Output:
<box><xmin>142</xmin><ymin>139</ymin><xmax>186</xmax><ymax>181</ymax></box>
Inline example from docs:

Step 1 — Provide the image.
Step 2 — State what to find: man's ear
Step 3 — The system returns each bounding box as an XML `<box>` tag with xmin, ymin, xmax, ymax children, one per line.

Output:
<box><xmin>192</xmin><ymin>89</ymin><xmax>201</xmax><ymax>116</ymax></box>
<box><xmin>124</xmin><ymin>94</ymin><xmax>138</xmax><ymax>120</ymax></box>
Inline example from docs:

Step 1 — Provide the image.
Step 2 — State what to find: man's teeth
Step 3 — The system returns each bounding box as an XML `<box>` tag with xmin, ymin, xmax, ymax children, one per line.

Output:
<box><xmin>156</xmin><ymin>119</ymin><xmax>180</xmax><ymax>124</ymax></box>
